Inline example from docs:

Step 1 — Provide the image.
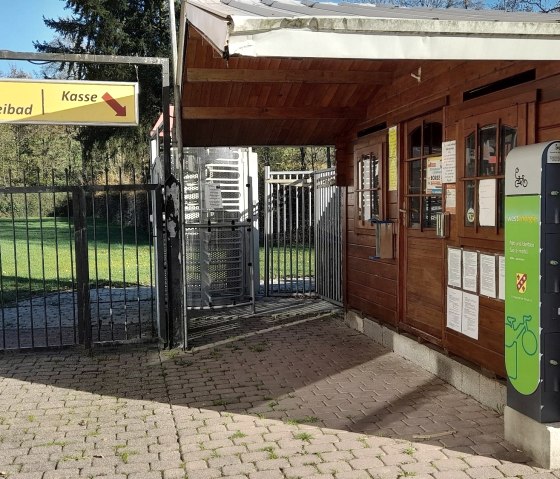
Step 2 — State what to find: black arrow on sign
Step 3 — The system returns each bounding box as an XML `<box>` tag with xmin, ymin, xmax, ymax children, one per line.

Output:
<box><xmin>102</xmin><ymin>92</ymin><xmax>127</xmax><ymax>117</ymax></box>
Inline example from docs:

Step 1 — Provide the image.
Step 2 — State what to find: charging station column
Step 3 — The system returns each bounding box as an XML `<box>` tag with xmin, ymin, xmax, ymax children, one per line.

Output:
<box><xmin>505</xmin><ymin>141</ymin><xmax>560</xmax><ymax>423</ymax></box>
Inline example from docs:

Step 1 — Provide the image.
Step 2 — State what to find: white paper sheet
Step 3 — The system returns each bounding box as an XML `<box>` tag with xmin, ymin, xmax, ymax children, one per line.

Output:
<box><xmin>446</xmin><ymin>287</ymin><xmax>462</xmax><ymax>333</ymax></box>
<box><xmin>462</xmin><ymin>250</ymin><xmax>478</xmax><ymax>293</ymax></box>
<box><xmin>478</xmin><ymin>179</ymin><xmax>496</xmax><ymax>227</ymax></box>
<box><xmin>445</xmin><ymin>184</ymin><xmax>456</xmax><ymax>214</ymax></box>
<box><xmin>498</xmin><ymin>255</ymin><xmax>506</xmax><ymax>301</ymax></box>
<box><xmin>461</xmin><ymin>292</ymin><xmax>479</xmax><ymax>340</ymax></box>
<box><xmin>447</xmin><ymin>247</ymin><xmax>462</xmax><ymax>288</ymax></box>
<box><xmin>479</xmin><ymin>254</ymin><xmax>497</xmax><ymax>298</ymax></box>
<box><xmin>442</xmin><ymin>140</ymin><xmax>456</xmax><ymax>183</ymax></box>
<box><xmin>205</xmin><ymin>183</ymin><xmax>223</xmax><ymax>210</ymax></box>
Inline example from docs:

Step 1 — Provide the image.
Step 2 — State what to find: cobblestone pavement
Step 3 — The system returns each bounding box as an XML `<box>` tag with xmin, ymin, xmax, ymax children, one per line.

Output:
<box><xmin>0</xmin><ymin>314</ymin><xmax>558</xmax><ymax>479</ymax></box>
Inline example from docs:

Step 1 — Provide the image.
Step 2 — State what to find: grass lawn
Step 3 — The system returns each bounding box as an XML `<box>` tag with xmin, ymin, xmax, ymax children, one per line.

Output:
<box><xmin>0</xmin><ymin>217</ymin><xmax>315</xmax><ymax>304</ymax></box>
<box><xmin>0</xmin><ymin>217</ymin><xmax>154</xmax><ymax>304</ymax></box>
<box><xmin>259</xmin><ymin>245</ymin><xmax>315</xmax><ymax>279</ymax></box>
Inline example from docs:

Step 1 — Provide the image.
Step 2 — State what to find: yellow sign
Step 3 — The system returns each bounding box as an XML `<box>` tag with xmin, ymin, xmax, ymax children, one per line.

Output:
<box><xmin>0</xmin><ymin>79</ymin><xmax>138</xmax><ymax>126</ymax></box>
<box><xmin>388</xmin><ymin>126</ymin><xmax>398</xmax><ymax>191</ymax></box>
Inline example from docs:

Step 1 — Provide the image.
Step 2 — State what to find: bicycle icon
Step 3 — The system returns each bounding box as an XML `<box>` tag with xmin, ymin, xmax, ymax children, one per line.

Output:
<box><xmin>505</xmin><ymin>315</ymin><xmax>538</xmax><ymax>380</ymax></box>
<box><xmin>514</xmin><ymin>167</ymin><xmax>528</xmax><ymax>188</ymax></box>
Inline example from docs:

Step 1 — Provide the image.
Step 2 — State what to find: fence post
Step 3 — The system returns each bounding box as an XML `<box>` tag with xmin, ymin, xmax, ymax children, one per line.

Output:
<box><xmin>264</xmin><ymin>166</ymin><xmax>270</xmax><ymax>297</ymax></box>
<box><xmin>154</xmin><ymin>187</ymin><xmax>167</xmax><ymax>344</ymax></box>
<box><xmin>165</xmin><ymin>175</ymin><xmax>183</xmax><ymax>347</ymax></box>
<box><xmin>73</xmin><ymin>187</ymin><xmax>91</xmax><ymax>349</ymax></box>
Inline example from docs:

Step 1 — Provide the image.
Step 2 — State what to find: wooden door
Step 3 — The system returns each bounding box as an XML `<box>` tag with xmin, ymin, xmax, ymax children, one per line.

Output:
<box><xmin>399</xmin><ymin>112</ymin><xmax>446</xmax><ymax>343</ymax></box>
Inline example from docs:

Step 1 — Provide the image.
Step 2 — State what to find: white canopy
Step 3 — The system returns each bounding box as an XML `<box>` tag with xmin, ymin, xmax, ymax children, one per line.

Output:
<box><xmin>183</xmin><ymin>0</ymin><xmax>560</xmax><ymax>63</ymax></box>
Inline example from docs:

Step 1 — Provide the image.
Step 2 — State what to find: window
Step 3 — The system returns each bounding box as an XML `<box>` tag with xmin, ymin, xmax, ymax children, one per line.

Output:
<box><xmin>462</xmin><ymin>111</ymin><xmax>517</xmax><ymax>235</ymax></box>
<box><xmin>405</xmin><ymin>118</ymin><xmax>443</xmax><ymax>229</ymax></box>
<box><xmin>357</xmin><ymin>153</ymin><xmax>381</xmax><ymax>223</ymax></box>
<box><xmin>354</xmin><ymin>132</ymin><xmax>385</xmax><ymax>231</ymax></box>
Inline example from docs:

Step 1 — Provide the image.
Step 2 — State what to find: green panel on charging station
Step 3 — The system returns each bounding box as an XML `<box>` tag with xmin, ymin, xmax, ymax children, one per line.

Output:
<box><xmin>504</xmin><ymin>195</ymin><xmax>540</xmax><ymax>395</ymax></box>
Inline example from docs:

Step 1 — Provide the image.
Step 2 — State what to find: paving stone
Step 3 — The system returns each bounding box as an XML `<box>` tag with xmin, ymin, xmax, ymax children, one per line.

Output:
<box><xmin>434</xmin><ymin>471</ymin><xmax>474</xmax><ymax>479</ymax></box>
<box><xmin>465</xmin><ymin>466</ymin><xmax>504</xmax><ymax>479</ymax></box>
<box><xmin>497</xmin><ymin>463</ymin><xmax>537</xmax><ymax>476</ymax></box>
<box><xmin>335</xmin><ymin>471</ymin><xmax>371</xmax><ymax>479</ymax></box>
<box><xmin>0</xmin><ymin>311</ymin><xmax>556</xmax><ymax>479</ymax></box>
<box><xmin>222</xmin><ymin>462</ymin><xmax>258</xmax><ymax>476</ymax></box>
<box><xmin>316</xmin><ymin>461</ymin><xmax>353</xmax><ymax>474</ymax></box>
<box><xmin>433</xmin><ymin>458</ymin><xmax>469</xmax><ymax>471</ymax></box>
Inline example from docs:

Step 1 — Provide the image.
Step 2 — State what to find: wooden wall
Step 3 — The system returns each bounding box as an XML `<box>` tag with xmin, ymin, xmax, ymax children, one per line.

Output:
<box><xmin>340</xmin><ymin>60</ymin><xmax>560</xmax><ymax>378</ymax></box>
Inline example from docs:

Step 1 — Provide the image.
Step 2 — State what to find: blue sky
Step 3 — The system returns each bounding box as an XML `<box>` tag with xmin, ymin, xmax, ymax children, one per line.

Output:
<box><xmin>0</xmin><ymin>1</ymin><xmax>68</xmax><ymax>76</ymax></box>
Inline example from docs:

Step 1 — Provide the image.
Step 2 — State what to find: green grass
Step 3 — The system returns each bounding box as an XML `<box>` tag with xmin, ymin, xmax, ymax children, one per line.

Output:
<box><xmin>229</xmin><ymin>430</ymin><xmax>246</xmax><ymax>440</ymax></box>
<box><xmin>259</xmin><ymin>246</ymin><xmax>315</xmax><ymax>279</ymax></box>
<box><xmin>0</xmin><ymin>217</ymin><xmax>316</xmax><ymax>304</ymax></box>
<box><xmin>294</xmin><ymin>432</ymin><xmax>313</xmax><ymax>442</ymax></box>
<box><xmin>285</xmin><ymin>416</ymin><xmax>319</xmax><ymax>425</ymax></box>
<box><xmin>0</xmin><ymin>217</ymin><xmax>153</xmax><ymax>303</ymax></box>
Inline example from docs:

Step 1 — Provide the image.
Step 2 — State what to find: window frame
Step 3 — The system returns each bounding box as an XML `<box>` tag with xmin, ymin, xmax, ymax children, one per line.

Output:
<box><xmin>403</xmin><ymin>112</ymin><xmax>444</xmax><ymax>233</ymax></box>
<box><xmin>458</xmin><ymin>104</ymin><xmax>523</xmax><ymax>242</ymax></box>
<box><xmin>354</xmin><ymin>131</ymin><xmax>387</xmax><ymax>233</ymax></box>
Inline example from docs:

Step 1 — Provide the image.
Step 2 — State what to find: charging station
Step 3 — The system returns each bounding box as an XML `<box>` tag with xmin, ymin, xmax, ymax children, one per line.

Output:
<box><xmin>505</xmin><ymin>141</ymin><xmax>560</xmax><ymax>424</ymax></box>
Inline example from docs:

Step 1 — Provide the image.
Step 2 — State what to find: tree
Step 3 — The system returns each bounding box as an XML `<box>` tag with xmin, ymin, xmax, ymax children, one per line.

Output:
<box><xmin>353</xmin><ymin>0</ymin><xmax>483</xmax><ymax>8</ymax></box>
<box><xmin>34</xmin><ymin>0</ymin><xmax>179</xmax><ymax>173</ymax></box>
<box><xmin>492</xmin><ymin>0</ymin><xmax>555</xmax><ymax>10</ymax></box>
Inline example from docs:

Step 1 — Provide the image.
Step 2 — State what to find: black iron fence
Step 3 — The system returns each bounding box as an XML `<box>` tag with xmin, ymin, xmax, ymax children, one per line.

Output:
<box><xmin>0</xmin><ymin>167</ymin><xmax>163</xmax><ymax>350</ymax></box>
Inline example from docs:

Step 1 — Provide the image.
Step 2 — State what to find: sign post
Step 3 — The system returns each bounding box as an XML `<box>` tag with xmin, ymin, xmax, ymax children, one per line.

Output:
<box><xmin>0</xmin><ymin>79</ymin><xmax>138</xmax><ymax>126</ymax></box>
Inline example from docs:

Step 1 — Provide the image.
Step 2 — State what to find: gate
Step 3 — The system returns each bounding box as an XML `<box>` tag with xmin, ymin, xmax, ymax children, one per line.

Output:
<box><xmin>264</xmin><ymin>168</ymin><xmax>314</xmax><ymax>296</ymax></box>
<box><xmin>264</xmin><ymin>167</ymin><xmax>342</xmax><ymax>303</ymax></box>
<box><xmin>0</xmin><ymin>168</ymin><xmax>163</xmax><ymax>350</ymax></box>
<box><xmin>314</xmin><ymin>168</ymin><xmax>342</xmax><ymax>305</ymax></box>
<box><xmin>182</xmin><ymin>147</ymin><xmax>258</xmax><ymax>310</ymax></box>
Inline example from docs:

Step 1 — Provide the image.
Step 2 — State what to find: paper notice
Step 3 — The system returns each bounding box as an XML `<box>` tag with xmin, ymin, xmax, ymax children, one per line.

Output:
<box><xmin>388</xmin><ymin>126</ymin><xmax>398</xmax><ymax>191</ymax></box>
<box><xmin>462</xmin><ymin>250</ymin><xmax>478</xmax><ymax>293</ymax></box>
<box><xmin>442</xmin><ymin>140</ymin><xmax>456</xmax><ymax>183</ymax></box>
<box><xmin>461</xmin><ymin>292</ymin><xmax>479</xmax><ymax>340</ymax></box>
<box><xmin>447</xmin><ymin>247</ymin><xmax>462</xmax><ymax>288</ymax></box>
<box><xmin>446</xmin><ymin>287</ymin><xmax>463</xmax><ymax>333</ymax></box>
<box><xmin>445</xmin><ymin>184</ymin><xmax>456</xmax><ymax>214</ymax></box>
<box><xmin>479</xmin><ymin>179</ymin><xmax>496</xmax><ymax>227</ymax></box>
<box><xmin>498</xmin><ymin>255</ymin><xmax>505</xmax><ymax>300</ymax></box>
<box><xmin>426</xmin><ymin>157</ymin><xmax>442</xmax><ymax>194</ymax></box>
<box><xmin>205</xmin><ymin>183</ymin><xmax>223</xmax><ymax>210</ymax></box>
<box><xmin>479</xmin><ymin>254</ymin><xmax>497</xmax><ymax>298</ymax></box>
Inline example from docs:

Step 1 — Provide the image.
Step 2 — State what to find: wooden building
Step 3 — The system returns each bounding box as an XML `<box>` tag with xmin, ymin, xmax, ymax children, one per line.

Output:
<box><xmin>177</xmin><ymin>0</ymin><xmax>560</xmax><ymax>379</ymax></box>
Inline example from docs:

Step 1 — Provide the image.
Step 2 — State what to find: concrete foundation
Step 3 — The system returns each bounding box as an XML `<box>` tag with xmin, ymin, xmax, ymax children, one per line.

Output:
<box><xmin>344</xmin><ymin>310</ymin><xmax>506</xmax><ymax>412</ymax></box>
<box><xmin>504</xmin><ymin>406</ymin><xmax>560</xmax><ymax>469</ymax></box>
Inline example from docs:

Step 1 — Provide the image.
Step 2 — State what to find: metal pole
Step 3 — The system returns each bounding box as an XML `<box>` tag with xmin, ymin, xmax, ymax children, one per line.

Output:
<box><xmin>247</xmin><ymin>176</ymin><xmax>256</xmax><ymax>314</ymax></box>
<box><xmin>264</xmin><ymin>165</ymin><xmax>270</xmax><ymax>297</ymax></box>
<box><xmin>74</xmin><ymin>188</ymin><xmax>91</xmax><ymax>349</ymax></box>
<box><xmin>0</xmin><ymin>50</ymin><xmax>168</xmax><ymax>67</ymax></box>
<box><xmin>168</xmin><ymin>0</ymin><xmax>189</xmax><ymax>350</ymax></box>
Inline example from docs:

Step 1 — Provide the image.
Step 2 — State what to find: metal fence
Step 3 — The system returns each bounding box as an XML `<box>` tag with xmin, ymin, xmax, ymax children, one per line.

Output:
<box><xmin>314</xmin><ymin>168</ymin><xmax>342</xmax><ymax>305</ymax></box>
<box><xmin>0</xmin><ymin>167</ymin><xmax>163</xmax><ymax>350</ymax></box>
<box><xmin>264</xmin><ymin>168</ymin><xmax>315</xmax><ymax>295</ymax></box>
<box><xmin>263</xmin><ymin>167</ymin><xmax>342</xmax><ymax>304</ymax></box>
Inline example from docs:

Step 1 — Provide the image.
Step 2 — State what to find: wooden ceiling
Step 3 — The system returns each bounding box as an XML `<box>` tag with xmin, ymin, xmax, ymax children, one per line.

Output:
<box><xmin>181</xmin><ymin>27</ymin><xmax>400</xmax><ymax>147</ymax></box>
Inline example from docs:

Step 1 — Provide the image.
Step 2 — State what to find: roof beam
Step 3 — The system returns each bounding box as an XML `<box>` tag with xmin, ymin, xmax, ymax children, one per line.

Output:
<box><xmin>182</xmin><ymin>106</ymin><xmax>365</xmax><ymax>120</ymax></box>
<box><xmin>186</xmin><ymin>68</ymin><xmax>393</xmax><ymax>84</ymax></box>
